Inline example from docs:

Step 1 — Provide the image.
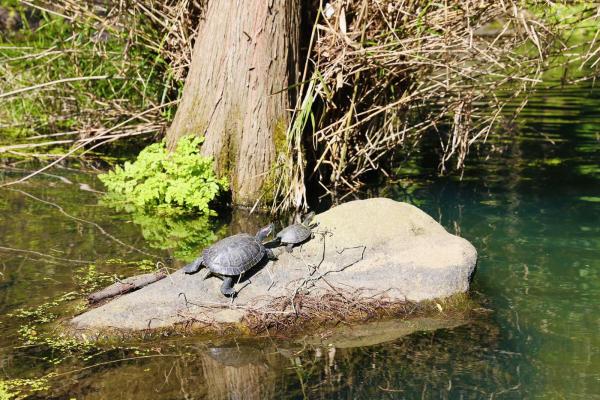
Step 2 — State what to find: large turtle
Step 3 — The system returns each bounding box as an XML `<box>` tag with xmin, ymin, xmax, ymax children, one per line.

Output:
<box><xmin>182</xmin><ymin>224</ymin><xmax>275</xmax><ymax>297</ymax></box>
<box><xmin>276</xmin><ymin>211</ymin><xmax>317</xmax><ymax>252</ymax></box>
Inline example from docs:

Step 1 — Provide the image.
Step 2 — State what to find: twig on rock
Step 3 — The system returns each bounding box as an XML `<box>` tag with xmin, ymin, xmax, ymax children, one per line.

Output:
<box><xmin>290</xmin><ymin>234</ymin><xmax>366</xmax><ymax>316</ymax></box>
<box><xmin>87</xmin><ymin>271</ymin><xmax>167</xmax><ymax>303</ymax></box>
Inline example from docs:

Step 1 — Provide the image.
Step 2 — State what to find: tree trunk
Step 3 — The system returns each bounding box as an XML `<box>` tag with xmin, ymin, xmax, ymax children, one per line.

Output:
<box><xmin>166</xmin><ymin>0</ymin><xmax>300</xmax><ymax>207</ymax></box>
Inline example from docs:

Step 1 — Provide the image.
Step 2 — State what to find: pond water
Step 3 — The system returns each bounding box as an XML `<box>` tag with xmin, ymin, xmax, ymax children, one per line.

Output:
<box><xmin>0</xmin><ymin>84</ymin><xmax>599</xmax><ymax>399</ymax></box>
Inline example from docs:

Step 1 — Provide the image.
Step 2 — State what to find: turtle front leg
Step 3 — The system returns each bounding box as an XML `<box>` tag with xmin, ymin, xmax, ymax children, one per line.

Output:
<box><xmin>285</xmin><ymin>243</ymin><xmax>294</xmax><ymax>253</ymax></box>
<box><xmin>182</xmin><ymin>256</ymin><xmax>204</xmax><ymax>274</ymax></box>
<box><xmin>220</xmin><ymin>277</ymin><xmax>236</xmax><ymax>297</ymax></box>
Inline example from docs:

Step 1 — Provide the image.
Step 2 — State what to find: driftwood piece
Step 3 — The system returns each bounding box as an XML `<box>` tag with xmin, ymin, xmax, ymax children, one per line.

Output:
<box><xmin>87</xmin><ymin>271</ymin><xmax>167</xmax><ymax>303</ymax></box>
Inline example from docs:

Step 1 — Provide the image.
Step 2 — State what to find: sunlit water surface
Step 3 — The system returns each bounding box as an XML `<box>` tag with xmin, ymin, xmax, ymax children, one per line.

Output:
<box><xmin>0</xmin><ymin>85</ymin><xmax>598</xmax><ymax>399</ymax></box>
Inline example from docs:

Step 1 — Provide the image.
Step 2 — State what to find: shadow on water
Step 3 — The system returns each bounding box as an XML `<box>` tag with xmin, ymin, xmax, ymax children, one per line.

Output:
<box><xmin>0</xmin><ymin>83</ymin><xmax>599</xmax><ymax>399</ymax></box>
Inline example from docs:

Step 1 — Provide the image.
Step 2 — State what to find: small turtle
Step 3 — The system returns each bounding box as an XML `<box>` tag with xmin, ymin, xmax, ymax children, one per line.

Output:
<box><xmin>276</xmin><ymin>211</ymin><xmax>317</xmax><ymax>252</ymax></box>
<box><xmin>182</xmin><ymin>224</ymin><xmax>276</xmax><ymax>297</ymax></box>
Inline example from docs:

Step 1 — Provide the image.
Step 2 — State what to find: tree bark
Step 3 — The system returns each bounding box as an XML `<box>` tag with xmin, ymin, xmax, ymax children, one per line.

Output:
<box><xmin>166</xmin><ymin>0</ymin><xmax>300</xmax><ymax>206</ymax></box>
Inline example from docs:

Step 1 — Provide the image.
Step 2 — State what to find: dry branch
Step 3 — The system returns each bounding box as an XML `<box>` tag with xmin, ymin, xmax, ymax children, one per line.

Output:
<box><xmin>87</xmin><ymin>271</ymin><xmax>167</xmax><ymax>303</ymax></box>
<box><xmin>0</xmin><ymin>75</ymin><xmax>109</xmax><ymax>99</ymax></box>
<box><xmin>1</xmin><ymin>0</ymin><xmax>202</xmax><ymax>169</ymax></box>
<box><xmin>3</xmin><ymin>1</ymin><xmax>599</xmax><ymax>213</ymax></box>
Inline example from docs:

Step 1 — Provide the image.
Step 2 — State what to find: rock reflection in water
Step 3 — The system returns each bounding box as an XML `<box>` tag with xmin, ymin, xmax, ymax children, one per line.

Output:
<box><xmin>49</xmin><ymin>316</ymin><xmax>523</xmax><ymax>399</ymax></box>
<box><xmin>288</xmin><ymin>319</ymin><xmax>526</xmax><ymax>399</ymax></box>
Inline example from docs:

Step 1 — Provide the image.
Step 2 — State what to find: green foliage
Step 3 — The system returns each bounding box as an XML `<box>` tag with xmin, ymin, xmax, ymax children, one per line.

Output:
<box><xmin>0</xmin><ymin>376</ymin><xmax>53</xmax><ymax>400</ymax></box>
<box><xmin>134</xmin><ymin>259</ymin><xmax>159</xmax><ymax>273</ymax></box>
<box><xmin>9</xmin><ymin>291</ymin><xmax>95</xmax><ymax>367</ymax></box>
<box><xmin>99</xmin><ymin>136</ymin><xmax>228</xmax><ymax>214</ymax></box>
<box><xmin>0</xmin><ymin>381</ymin><xmax>13</xmax><ymax>400</ymax></box>
<box><xmin>73</xmin><ymin>264</ymin><xmax>114</xmax><ymax>294</ymax></box>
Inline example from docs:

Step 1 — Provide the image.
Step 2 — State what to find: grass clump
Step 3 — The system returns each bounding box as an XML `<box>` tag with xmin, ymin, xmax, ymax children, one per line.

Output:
<box><xmin>99</xmin><ymin>135</ymin><xmax>228</xmax><ymax>214</ymax></box>
<box><xmin>0</xmin><ymin>0</ymin><xmax>202</xmax><ymax>157</ymax></box>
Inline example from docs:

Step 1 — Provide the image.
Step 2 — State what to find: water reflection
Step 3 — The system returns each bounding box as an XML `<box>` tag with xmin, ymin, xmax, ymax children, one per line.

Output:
<box><xmin>51</xmin><ymin>316</ymin><xmax>525</xmax><ymax>400</ymax></box>
<box><xmin>385</xmin><ymin>84</ymin><xmax>600</xmax><ymax>398</ymax></box>
<box><xmin>200</xmin><ymin>346</ymin><xmax>277</xmax><ymax>400</ymax></box>
<box><xmin>63</xmin><ymin>344</ymin><xmax>284</xmax><ymax>400</ymax></box>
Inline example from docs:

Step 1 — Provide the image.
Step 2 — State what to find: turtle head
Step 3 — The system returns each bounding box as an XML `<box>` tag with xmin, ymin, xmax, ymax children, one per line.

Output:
<box><xmin>256</xmin><ymin>223</ymin><xmax>275</xmax><ymax>241</ymax></box>
<box><xmin>302</xmin><ymin>211</ymin><xmax>316</xmax><ymax>225</ymax></box>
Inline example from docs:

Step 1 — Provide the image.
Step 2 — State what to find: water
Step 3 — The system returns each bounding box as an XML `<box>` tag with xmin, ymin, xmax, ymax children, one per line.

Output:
<box><xmin>0</xmin><ymin>85</ymin><xmax>599</xmax><ymax>399</ymax></box>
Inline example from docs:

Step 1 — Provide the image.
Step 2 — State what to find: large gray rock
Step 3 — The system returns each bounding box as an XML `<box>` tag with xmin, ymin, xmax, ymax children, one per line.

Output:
<box><xmin>71</xmin><ymin>198</ymin><xmax>477</xmax><ymax>332</ymax></box>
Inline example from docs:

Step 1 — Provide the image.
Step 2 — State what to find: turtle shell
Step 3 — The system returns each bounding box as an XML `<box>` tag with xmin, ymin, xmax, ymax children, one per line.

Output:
<box><xmin>202</xmin><ymin>233</ymin><xmax>266</xmax><ymax>276</ymax></box>
<box><xmin>276</xmin><ymin>224</ymin><xmax>312</xmax><ymax>244</ymax></box>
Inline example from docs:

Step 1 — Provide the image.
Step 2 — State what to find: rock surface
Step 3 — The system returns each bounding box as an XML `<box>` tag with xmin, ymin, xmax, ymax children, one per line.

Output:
<box><xmin>71</xmin><ymin>198</ymin><xmax>477</xmax><ymax>332</ymax></box>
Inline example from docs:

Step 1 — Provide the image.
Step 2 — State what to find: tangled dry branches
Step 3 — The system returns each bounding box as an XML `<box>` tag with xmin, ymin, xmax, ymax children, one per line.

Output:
<box><xmin>273</xmin><ymin>0</ymin><xmax>600</xmax><ymax>210</ymax></box>
<box><xmin>2</xmin><ymin>1</ymin><xmax>599</xmax><ymax>211</ymax></box>
<box><xmin>243</xmin><ymin>290</ymin><xmax>419</xmax><ymax>334</ymax></box>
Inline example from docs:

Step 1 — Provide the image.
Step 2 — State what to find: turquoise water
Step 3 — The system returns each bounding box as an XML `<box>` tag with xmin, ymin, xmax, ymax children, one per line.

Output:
<box><xmin>0</xmin><ymin>85</ymin><xmax>598</xmax><ymax>399</ymax></box>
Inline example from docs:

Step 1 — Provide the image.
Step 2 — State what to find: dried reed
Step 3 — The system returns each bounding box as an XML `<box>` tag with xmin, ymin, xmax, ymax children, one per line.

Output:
<box><xmin>0</xmin><ymin>0</ymin><xmax>203</xmax><ymax>157</ymax></box>
<box><xmin>272</xmin><ymin>0</ymin><xmax>600</xmax><ymax>211</ymax></box>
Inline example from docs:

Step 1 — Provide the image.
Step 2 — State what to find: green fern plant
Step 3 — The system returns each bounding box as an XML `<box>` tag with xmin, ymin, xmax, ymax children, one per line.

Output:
<box><xmin>99</xmin><ymin>136</ymin><xmax>228</xmax><ymax>214</ymax></box>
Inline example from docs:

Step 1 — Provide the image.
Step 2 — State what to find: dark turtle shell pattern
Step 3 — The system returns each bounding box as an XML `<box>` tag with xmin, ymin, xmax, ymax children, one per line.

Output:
<box><xmin>276</xmin><ymin>224</ymin><xmax>312</xmax><ymax>244</ymax></box>
<box><xmin>202</xmin><ymin>233</ymin><xmax>266</xmax><ymax>276</ymax></box>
